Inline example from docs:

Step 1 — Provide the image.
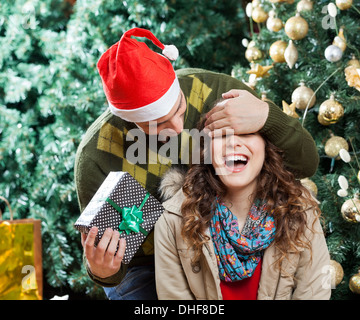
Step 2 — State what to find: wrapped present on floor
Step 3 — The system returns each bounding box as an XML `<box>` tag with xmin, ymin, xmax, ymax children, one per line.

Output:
<box><xmin>0</xmin><ymin>196</ymin><xmax>43</xmax><ymax>300</ymax></box>
<box><xmin>74</xmin><ymin>171</ymin><xmax>164</xmax><ymax>264</ymax></box>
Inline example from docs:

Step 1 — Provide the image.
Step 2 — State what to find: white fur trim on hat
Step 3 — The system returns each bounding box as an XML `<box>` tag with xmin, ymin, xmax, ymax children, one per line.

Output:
<box><xmin>108</xmin><ymin>76</ymin><xmax>181</xmax><ymax>123</ymax></box>
<box><xmin>162</xmin><ymin>45</ymin><xmax>179</xmax><ymax>61</ymax></box>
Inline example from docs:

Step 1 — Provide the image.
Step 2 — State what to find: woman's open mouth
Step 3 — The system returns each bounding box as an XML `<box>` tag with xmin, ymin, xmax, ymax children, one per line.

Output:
<box><xmin>224</xmin><ymin>154</ymin><xmax>249</xmax><ymax>173</ymax></box>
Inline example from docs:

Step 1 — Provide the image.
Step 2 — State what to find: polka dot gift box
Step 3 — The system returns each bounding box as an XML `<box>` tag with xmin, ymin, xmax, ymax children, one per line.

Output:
<box><xmin>74</xmin><ymin>171</ymin><xmax>164</xmax><ymax>264</ymax></box>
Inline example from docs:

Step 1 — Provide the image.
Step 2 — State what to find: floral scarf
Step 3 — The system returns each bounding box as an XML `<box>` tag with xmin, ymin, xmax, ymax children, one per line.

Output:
<box><xmin>209</xmin><ymin>197</ymin><xmax>276</xmax><ymax>282</ymax></box>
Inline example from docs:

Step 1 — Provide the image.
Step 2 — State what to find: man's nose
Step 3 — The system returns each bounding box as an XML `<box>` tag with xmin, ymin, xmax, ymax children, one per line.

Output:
<box><xmin>167</xmin><ymin>115</ymin><xmax>184</xmax><ymax>135</ymax></box>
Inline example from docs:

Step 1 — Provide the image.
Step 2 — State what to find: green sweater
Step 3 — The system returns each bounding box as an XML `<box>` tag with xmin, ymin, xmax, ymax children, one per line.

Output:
<box><xmin>74</xmin><ymin>68</ymin><xmax>319</xmax><ymax>286</ymax></box>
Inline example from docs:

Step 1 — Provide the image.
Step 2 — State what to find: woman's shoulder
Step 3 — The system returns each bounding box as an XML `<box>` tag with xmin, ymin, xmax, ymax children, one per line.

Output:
<box><xmin>159</xmin><ymin>166</ymin><xmax>188</xmax><ymax>215</ymax></box>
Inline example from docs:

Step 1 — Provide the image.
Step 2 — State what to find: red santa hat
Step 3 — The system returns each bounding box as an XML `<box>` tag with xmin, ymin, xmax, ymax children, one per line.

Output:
<box><xmin>97</xmin><ymin>28</ymin><xmax>180</xmax><ymax>122</ymax></box>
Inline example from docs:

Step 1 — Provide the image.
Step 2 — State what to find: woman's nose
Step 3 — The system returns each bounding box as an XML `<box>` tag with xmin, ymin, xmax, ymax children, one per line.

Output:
<box><xmin>225</xmin><ymin>134</ymin><xmax>243</xmax><ymax>149</ymax></box>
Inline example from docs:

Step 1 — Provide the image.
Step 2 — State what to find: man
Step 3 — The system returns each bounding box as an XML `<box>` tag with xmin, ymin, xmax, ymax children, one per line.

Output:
<box><xmin>75</xmin><ymin>28</ymin><xmax>319</xmax><ymax>299</ymax></box>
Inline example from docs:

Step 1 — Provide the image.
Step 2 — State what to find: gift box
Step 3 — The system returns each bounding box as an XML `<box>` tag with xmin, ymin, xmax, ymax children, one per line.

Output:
<box><xmin>74</xmin><ymin>171</ymin><xmax>164</xmax><ymax>264</ymax></box>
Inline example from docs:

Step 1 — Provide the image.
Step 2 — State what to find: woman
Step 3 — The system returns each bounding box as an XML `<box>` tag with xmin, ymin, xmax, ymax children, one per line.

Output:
<box><xmin>154</xmin><ymin>109</ymin><xmax>331</xmax><ymax>300</ymax></box>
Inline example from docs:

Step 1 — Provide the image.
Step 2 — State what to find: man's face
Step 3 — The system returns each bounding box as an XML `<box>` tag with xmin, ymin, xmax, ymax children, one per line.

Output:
<box><xmin>135</xmin><ymin>91</ymin><xmax>186</xmax><ymax>136</ymax></box>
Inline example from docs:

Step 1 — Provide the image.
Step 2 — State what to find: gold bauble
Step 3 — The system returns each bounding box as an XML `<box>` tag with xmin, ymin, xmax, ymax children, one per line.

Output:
<box><xmin>252</xmin><ymin>6</ymin><xmax>268</xmax><ymax>23</ymax></box>
<box><xmin>269</xmin><ymin>40</ymin><xmax>287</xmax><ymax>63</ymax></box>
<box><xmin>245</xmin><ymin>42</ymin><xmax>263</xmax><ymax>62</ymax></box>
<box><xmin>285</xmin><ymin>13</ymin><xmax>309</xmax><ymax>40</ymax></box>
<box><xmin>291</xmin><ymin>81</ymin><xmax>316</xmax><ymax>110</ymax></box>
<box><xmin>266</xmin><ymin>17</ymin><xmax>283</xmax><ymax>32</ymax></box>
<box><xmin>348</xmin><ymin>54</ymin><xmax>360</xmax><ymax>68</ymax></box>
<box><xmin>317</xmin><ymin>113</ymin><xmax>331</xmax><ymax>126</ymax></box>
<box><xmin>324</xmin><ymin>135</ymin><xmax>349</xmax><ymax>159</ymax></box>
<box><xmin>284</xmin><ymin>40</ymin><xmax>298</xmax><ymax>69</ymax></box>
<box><xmin>330</xmin><ymin>260</ymin><xmax>344</xmax><ymax>288</ymax></box>
<box><xmin>267</xmin><ymin>12</ymin><xmax>283</xmax><ymax>32</ymax></box>
<box><xmin>345</xmin><ymin>54</ymin><xmax>360</xmax><ymax>92</ymax></box>
<box><xmin>344</xmin><ymin>65</ymin><xmax>360</xmax><ymax>92</ymax></box>
<box><xmin>318</xmin><ymin>94</ymin><xmax>344</xmax><ymax>124</ymax></box>
<box><xmin>349</xmin><ymin>270</ymin><xmax>360</xmax><ymax>294</ymax></box>
<box><xmin>341</xmin><ymin>194</ymin><xmax>360</xmax><ymax>223</ymax></box>
<box><xmin>297</xmin><ymin>0</ymin><xmax>313</xmax><ymax>12</ymax></box>
<box><xmin>333</xmin><ymin>27</ymin><xmax>347</xmax><ymax>52</ymax></box>
<box><xmin>336</xmin><ymin>0</ymin><xmax>353</xmax><ymax>10</ymax></box>
<box><xmin>300</xmin><ymin>177</ymin><xmax>318</xmax><ymax>197</ymax></box>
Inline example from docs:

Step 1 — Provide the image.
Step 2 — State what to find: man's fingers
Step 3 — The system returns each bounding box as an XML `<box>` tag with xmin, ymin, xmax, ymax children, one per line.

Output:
<box><xmin>114</xmin><ymin>238</ymin><xmax>126</xmax><ymax>264</ymax></box>
<box><xmin>81</xmin><ymin>233</ymin><xmax>87</xmax><ymax>247</ymax></box>
<box><xmin>84</xmin><ymin>226</ymin><xmax>98</xmax><ymax>260</ymax></box>
<box><xmin>104</xmin><ymin>230</ymin><xmax>120</xmax><ymax>264</ymax></box>
<box><xmin>208</xmin><ymin>127</ymin><xmax>236</xmax><ymax>138</ymax></box>
<box><xmin>205</xmin><ymin>102</ymin><xmax>226</xmax><ymax>122</ymax></box>
<box><xmin>205</xmin><ymin>107</ymin><xmax>228</xmax><ymax>127</ymax></box>
<box><xmin>221</xmin><ymin>89</ymin><xmax>245</xmax><ymax>99</ymax></box>
<box><xmin>205</xmin><ymin>117</ymin><xmax>232</xmax><ymax>132</ymax></box>
<box><xmin>94</xmin><ymin>228</ymin><xmax>113</xmax><ymax>260</ymax></box>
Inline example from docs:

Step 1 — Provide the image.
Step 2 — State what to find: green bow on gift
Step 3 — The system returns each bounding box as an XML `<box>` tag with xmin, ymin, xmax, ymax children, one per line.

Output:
<box><xmin>105</xmin><ymin>193</ymin><xmax>150</xmax><ymax>236</ymax></box>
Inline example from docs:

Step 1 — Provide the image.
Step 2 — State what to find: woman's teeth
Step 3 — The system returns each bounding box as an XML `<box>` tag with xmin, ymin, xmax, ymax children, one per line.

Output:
<box><xmin>224</xmin><ymin>155</ymin><xmax>248</xmax><ymax>168</ymax></box>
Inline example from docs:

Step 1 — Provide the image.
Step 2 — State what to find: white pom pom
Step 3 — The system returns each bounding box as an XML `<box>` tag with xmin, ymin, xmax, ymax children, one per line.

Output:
<box><xmin>338</xmin><ymin>175</ymin><xmax>349</xmax><ymax>190</ymax></box>
<box><xmin>328</xmin><ymin>3</ymin><xmax>337</xmax><ymax>17</ymax></box>
<box><xmin>337</xmin><ymin>189</ymin><xmax>348</xmax><ymax>197</ymax></box>
<box><xmin>162</xmin><ymin>45</ymin><xmax>179</xmax><ymax>61</ymax></box>
<box><xmin>245</xmin><ymin>3</ymin><xmax>253</xmax><ymax>17</ymax></box>
<box><xmin>339</xmin><ymin>148</ymin><xmax>351</xmax><ymax>163</ymax></box>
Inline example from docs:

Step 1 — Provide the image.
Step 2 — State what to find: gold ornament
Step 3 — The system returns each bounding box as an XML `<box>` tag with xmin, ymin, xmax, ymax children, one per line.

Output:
<box><xmin>333</xmin><ymin>27</ymin><xmax>347</xmax><ymax>52</ymax></box>
<box><xmin>252</xmin><ymin>0</ymin><xmax>260</xmax><ymax>7</ymax></box>
<box><xmin>317</xmin><ymin>113</ymin><xmax>331</xmax><ymax>126</ymax></box>
<box><xmin>269</xmin><ymin>40</ymin><xmax>287</xmax><ymax>63</ymax></box>
<box><xmin>349</xmin><ymin>269</ymin><xmax>360</xmax><ymax>294</ymax></box>
<box><xmin>246</xmin><ymin>62</ymin><xmax>273</xmax><ymax>78</ymax></box>
<box><xmin>282</xmin><ymin>101</ymin><xmax>299</xmax><ymax>118</ymax></box>
<box><xmin>291</xmin><ymin>81</ymin><xmax>316</xmax><ymax>110</ymax></box>
<box><xmin>245</xmin><ymin>41</ymin><xmax>263</xmax><ymax>62</ymax></box>
<box><xmin>358</xmin><ymin>170</ymin><xmax>360</xmax><ymax>184</ymax></box>
<box><xmin>285</xmin><ymin>13</ymin><xmax>309</xmax><ymax>41</ymax></box>
<box><xmin>344</xmin><ymin>55</ymin><xmax>360</xmax><ymax>92</ymax></box>
<box><xmin>266</xmin><ymin>10</ymin><xmax>283</xmax><ymax>32</ymax></box>
<box><xmin>318</xmin><ymin>94</ymin><xmax>344</xmax><ymax>124</ymax></box>
<box><xmin>252</xmin><ymin>6</ymin><xmax>268</xmax><ymax>23</ymax></box>
<box><xmin>284</xmin><ymin>40</ymin><xmax>298</xmax><ymax>69</ymax></box>
<box><xmin>330</xmin><ymin>260</ymin><xmax>344</xmax><ymax>288</ymax></box>
<box><xmin>300</xmin><ymin>177</ymin><xmax>318</xmax><ymax>197</ymax></box>
<box><xmin>336</xmin><ymin>0</ymin><xmax>353</xmax><ymax>10</ymax></box>
<box><xmin>324</xmin><ymin>135</ymin><xmax>349</xmax><ymax>159</ymax></box>
<box><xmin>341</xmin><ymin>194</ymin><xmax>360</xmax><ymax>223</ymax></box>
<box><xmin>347</xmin><ymin>54</ymin><xmax>360</xmax><ymax>68</ymax></box>
<box><xmin>297</xmin><ymin>0</ymin><xmax>313</xmax><ymax>12</ymax></box>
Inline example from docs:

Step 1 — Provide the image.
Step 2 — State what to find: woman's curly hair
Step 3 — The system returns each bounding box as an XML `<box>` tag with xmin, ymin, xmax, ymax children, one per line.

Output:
<box><xmin>180</xmin><ymin>115</ymin><xmax>321</xmax><ymax>268</ymax></box>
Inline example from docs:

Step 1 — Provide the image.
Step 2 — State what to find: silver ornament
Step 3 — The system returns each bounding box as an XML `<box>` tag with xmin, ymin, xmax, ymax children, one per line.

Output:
<box><xmin>325</xmin><ymin>45</ymin><xmax>343</xmax><ymax>62</ymax></box>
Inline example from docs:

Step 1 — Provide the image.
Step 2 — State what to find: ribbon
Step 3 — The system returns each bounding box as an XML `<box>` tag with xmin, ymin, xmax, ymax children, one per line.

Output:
<box><xmin>106</xmin><ymin>193</ymin><xmax>150</xmax><ymax>236</ymax></box>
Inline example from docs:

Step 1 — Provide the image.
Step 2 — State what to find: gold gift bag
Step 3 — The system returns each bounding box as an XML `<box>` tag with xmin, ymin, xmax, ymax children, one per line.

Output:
<box><xmin>0</xmin><ymin>196</ymin><xmax>43</xmax><ymax>300</ymax></box>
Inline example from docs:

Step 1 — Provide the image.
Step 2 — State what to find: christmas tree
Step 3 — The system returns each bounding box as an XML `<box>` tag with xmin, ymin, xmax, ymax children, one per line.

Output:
<box><xmin>2</xmin><ymin>0</ymin><xmax>359</xmax><ymax>300</ymax></box>
<box><xmin>232</xmin><ymin>0</ymin><xmax>360</xmax><ymax>300</ymax></box>
<box><xmin>0</xmin><ymin>0</ymin><xmax>249</xmax><ymax>298</ymax></box>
